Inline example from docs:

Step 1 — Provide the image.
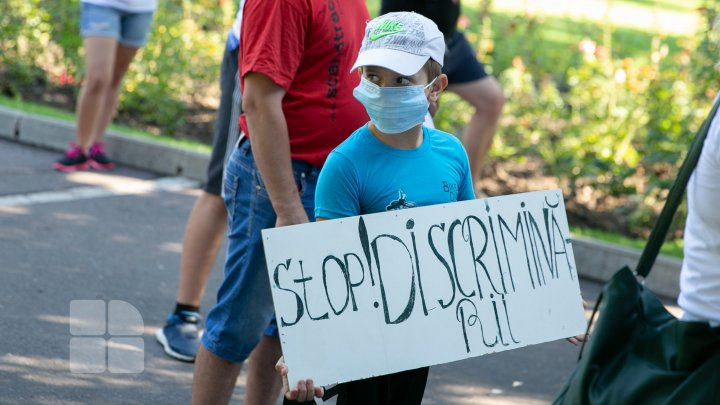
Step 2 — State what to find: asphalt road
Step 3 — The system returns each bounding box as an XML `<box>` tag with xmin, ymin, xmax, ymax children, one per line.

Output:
<box><xmin>0</xmin><ymin>139</ymin><xmax>617</xmax><ymax>404</ymax></box>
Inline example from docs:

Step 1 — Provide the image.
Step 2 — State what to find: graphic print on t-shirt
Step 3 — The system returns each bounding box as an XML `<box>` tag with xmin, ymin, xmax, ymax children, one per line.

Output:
<box><xmin>442</xmin><ymin>180</ymin><xmax>458</xmax><ymax>201</ymax></box>
<box><xmin>385</xmin><ymin>189</ymin><xmax>417</xmax><ymax>210</ymax></box>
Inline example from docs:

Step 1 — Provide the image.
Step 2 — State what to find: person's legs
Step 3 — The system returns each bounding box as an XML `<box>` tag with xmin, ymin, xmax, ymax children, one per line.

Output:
<box><xmin>442</xmin><ymin>32</ymin><xmax>505</xmax><ymax>191</ymax></box>
<box><xmin>157</xmin><ymin>46</ymin><xmax>240</xmax><ymax>362</ymax></box>
<box><xmin>192</xmin><ymin>337</ymin><xmax>284</xmax><ymax>405</ymax></box>
<box><xmin>76</xmin><ymin>36</ymin><xmax>118</xmax><ymax>153</ymax></box>
<box><xmin>56</xmin><ymin>5</ymin><xmax>152</xmax><ymax>172</ymax></box>
<box><xmin>89</xmin><ymin>43</ymin><xmax>138</xmax><ymax>144</ymax></box>
<box><xmin>87</xmin><ymin>10</ymin><xmax>153</xmax><ymax>169</ymax></box>
<box><xmin>192</xmin><ymin>142</ymin><xmax>317</xmax><ymax>404</ymax></box>
<box><xmin>176</xmin><ymin>192</ymin><xmax>227</xmax><ymax>306</ymax></box>
<box><xmin>447</xmin><ymin>76</ymin><xmax>505</xmax><ymax>185</ymax></box>
<box><xmin>85</xmin><ymin>43</ymin><xmax>138</xmax><ymax>170</ymax></box>
<box><xmin>54</xmin><ymin>35</ymin><xmax>116</xmax><ymax>172</ymax></box>
<box><xmin>239</xmin><ymin>163</ymin><xmax>318</xmax><ymax>405</ymax></box>
<box><xmin>155</xmin><ymin>191</ymin><xmax>227</xmax><ymax>362</ymax></box>
<box><xmin>192</xmin><ymin>142</ymin><xmax>279</xmax><ymax>404</ymax></box>
<box><xmin>244</xmin><ymin>335</ymin><xmax>283</xmax><ymax>405</ymax></box>
<box><xmin>192</xmin><ymin>345</ymin><xmax>243</xmax><ymax>405</ymax></box>
<box><xmin>176</xmin><ymin>44</ymin><xmax>240</xmax><ymax>308</ymax></box>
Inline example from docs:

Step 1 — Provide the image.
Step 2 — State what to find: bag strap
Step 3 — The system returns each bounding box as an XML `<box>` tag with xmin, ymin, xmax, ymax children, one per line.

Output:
<box><xmin>635</xmin><ymin>96</ymin><xmax>720</xmax><ymax>278</ymax></box>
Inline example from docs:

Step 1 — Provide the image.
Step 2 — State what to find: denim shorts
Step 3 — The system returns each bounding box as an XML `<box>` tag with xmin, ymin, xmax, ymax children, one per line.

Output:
<box><xmin>201</xmin><ymin>138</ymin><xmax>320</xmax><ymax>363</ymax></box>
<box><xmin>443</xmin><ymin>31</ymin><xmax>489</xmax><ymax>85</ymax></box>
<box><xmin>80</xmin><ymin>3</ymin><xmax>154</xmax><ymax>48</ymax></box>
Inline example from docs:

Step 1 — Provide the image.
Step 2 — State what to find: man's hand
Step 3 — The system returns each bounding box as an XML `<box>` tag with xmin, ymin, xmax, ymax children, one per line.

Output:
<box><xmin>275</xmin><ymin>207</ymin><xmax>310</xmax><ymax>228</ymax></box>
<box><xmin>275</xmin><ymin>356</ymin><xmax>324</xmax><ymax>402</ymax></box>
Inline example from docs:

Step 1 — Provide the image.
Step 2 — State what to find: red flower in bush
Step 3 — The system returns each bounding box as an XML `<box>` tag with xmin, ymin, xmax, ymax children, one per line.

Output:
<box><xmin>458</xmin><ymin>15</ymin><xmax>470</xmax><ymax>30</ymax></box>
<box><xmin>57</xmin><ymin>72</ymin><xmax>74</xmax><ymax>86</ymax></box>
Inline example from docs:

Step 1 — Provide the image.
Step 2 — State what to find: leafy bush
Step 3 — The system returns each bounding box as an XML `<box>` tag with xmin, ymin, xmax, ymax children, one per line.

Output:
<box><xmin>432</xmin><ymin>2</ymin><xmax>720</xmax><ymax>238</ymax></box>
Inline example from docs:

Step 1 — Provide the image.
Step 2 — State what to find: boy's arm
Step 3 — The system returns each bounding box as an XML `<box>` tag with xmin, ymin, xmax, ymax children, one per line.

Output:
<box><xmin>567</xmin><ymin>300</ymin><xmax>591</xmax><ymax>345</ymax></box>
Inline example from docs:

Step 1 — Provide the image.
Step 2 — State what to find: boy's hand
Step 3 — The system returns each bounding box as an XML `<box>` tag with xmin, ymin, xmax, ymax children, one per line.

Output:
<box><xmin>567</xmin><ymin>300</ymin><xmax>592</xmax><ymax>345</ymax></box>
<box><xmin>275</xmin><ymin>356</ymin><xmax>324</xmax><ymax>402</ymax></box>
<box><xmin>566</xmin><ymin>334</ymin><xmax>588</xmax><ymax>346</ymax></box>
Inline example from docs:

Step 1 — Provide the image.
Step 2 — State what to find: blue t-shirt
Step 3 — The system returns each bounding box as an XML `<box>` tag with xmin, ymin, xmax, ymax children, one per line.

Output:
<box><xmin>315</xmin><ymin>124</ymin><xmax>475</xmax><ymax>219</ymax></box>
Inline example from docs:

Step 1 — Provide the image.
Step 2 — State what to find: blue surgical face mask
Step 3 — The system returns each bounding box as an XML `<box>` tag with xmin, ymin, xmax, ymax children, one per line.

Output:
<box><xmin>353</xmin><ymin>76</ymin><xmax>437</xmax><ymax>134</ymax></box>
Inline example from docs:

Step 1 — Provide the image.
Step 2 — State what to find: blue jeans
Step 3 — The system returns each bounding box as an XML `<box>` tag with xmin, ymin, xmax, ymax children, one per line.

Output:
<box><xmin>201</xmin><ymin>138</ymin><xmax>320</xmax><ymax>363</ymax></box>
<box><xmin>80</xmin><ymin>3</ymin><xmax>154</xmax><ymax>48</ymax></box>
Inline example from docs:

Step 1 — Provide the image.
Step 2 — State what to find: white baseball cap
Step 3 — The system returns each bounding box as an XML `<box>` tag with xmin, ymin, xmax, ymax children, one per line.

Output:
<box><xmin>351</xmin><ymin>12</ymin><xmax>445</xmax><ymax>76</ymax></box>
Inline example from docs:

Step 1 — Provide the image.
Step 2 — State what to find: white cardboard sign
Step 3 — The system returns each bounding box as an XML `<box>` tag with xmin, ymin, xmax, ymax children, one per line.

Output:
<box><xmin>262</xmin><ymin>189</ymin><xmax>587</xmax><ymax>386</ymax></box>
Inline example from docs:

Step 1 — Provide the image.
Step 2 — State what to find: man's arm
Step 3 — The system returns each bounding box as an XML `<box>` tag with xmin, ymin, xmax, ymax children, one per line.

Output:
<box><xmin>243</xmin><ymin>72</ymin><xmax>309</xmax><ymax>227</ymax></box>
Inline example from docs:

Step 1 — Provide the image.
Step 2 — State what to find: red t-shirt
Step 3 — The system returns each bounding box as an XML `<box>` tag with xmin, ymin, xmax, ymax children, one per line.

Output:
<box><xmin>240</xmin><ymin>0</ymin><xmax>370</xmax><ymax>167</ymax></box>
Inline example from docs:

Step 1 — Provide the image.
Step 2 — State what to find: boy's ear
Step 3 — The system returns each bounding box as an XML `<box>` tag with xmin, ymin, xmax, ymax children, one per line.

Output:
<box><xmin>428</xmin><ymin>74</ymin><xmax>448</xmax><ymax>102</ymax></box>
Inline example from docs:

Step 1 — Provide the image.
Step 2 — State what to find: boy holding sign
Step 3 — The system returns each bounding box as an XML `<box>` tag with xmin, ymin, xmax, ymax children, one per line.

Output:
<box><xmin>279</xmin><ymin>11</ymin><xmax>475</xmax><ymax>404</ymax></box>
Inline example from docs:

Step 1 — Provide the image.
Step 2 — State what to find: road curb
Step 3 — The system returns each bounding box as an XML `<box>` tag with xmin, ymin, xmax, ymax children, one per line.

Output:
<box><xmin>0</xmin><ymin>106</ymin><xmax>209</xmax><ymax>181</ymax></box>
<box><xmin>572</xmin><ymin>236</ymin><xmax>680</xmax><ymax>299</ymax></box>
<box><xmin>0</xmin><ymin>105</ymin><xmax>683</xmax><ymax>299</ymax></box>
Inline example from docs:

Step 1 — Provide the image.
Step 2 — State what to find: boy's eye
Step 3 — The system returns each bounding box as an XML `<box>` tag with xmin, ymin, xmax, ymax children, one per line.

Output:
<box><xmin>395</xmin><ymin>77</ymin><xmax>411</xmax><ymax>85</ymax></box>
<box><xmin>366</xmin><ymin>74</ymin><xmax>381</xmax><ymax>83</ymax></box>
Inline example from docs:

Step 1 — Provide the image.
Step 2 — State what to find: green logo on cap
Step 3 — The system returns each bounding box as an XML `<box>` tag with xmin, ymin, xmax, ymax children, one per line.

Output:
<box><xmin>369</xmin><ymin>20</ymin><xmax>406</xmax><ymax>41</ymax></box>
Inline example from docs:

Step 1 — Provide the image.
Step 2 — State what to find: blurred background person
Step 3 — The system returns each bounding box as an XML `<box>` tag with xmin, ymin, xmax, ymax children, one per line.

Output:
<box><xmin>156</xmin><ymin>2</ymin><xmax>246</xmax><ymax>363</ymax></box>
<box><xmin>54</xmin><ymin>0</ymin><xmax>156</xmax><ymax>172</ymax></box>
<box><xmin>678</xmin><ymin>92</ymin><xmax>720</xmax><ymax>328</ymax></box>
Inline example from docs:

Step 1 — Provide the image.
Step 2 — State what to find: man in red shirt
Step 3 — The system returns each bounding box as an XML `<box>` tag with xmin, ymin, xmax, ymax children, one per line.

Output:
<box><xmin>191</xmin><ymin>1</ymin><xmax>369</xmax><ymax>404</ymax></box>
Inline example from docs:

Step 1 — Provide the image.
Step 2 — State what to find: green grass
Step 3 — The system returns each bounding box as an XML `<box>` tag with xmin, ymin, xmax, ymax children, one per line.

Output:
<box><xmin>571</xmin><ymin>226</ymin><xmax>684</xmax><ymax>259</ymax></box>
<box><xmin>487</xmin><ymin>0</ymin><xmax>701</xmax><ymax>26</ymax></box>
<box><xmin>0</xmin><ymin>95</ymin><xmax>211</xmax><ymax>153</ymax></box>
<box><xmin>485</xmin><ymin>11</ymin><xmax>688</xmax><ymax>77</ymax></box>
<box><xmin>617</xmin><ymin>0</ymin><xmax>701</xmax><ymax>14</ymax></box>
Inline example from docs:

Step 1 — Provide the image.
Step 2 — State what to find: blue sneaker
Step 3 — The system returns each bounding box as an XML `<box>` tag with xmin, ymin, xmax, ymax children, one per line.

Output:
<box><xmin>155</xmin><ymin>311</ymin><xmax>202</xmax><ymax>362</ymax></box>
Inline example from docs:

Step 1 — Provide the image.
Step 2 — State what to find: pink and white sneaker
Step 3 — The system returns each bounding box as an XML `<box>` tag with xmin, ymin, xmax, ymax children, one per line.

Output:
<box><xmin>53</xmin><ymin>143</ymin><xmax>90</xmax><ymax>172</ymax></box>
<box><xmin>88</xmin><ymin>142</ymin><xmax>116</xmax><ymax>170</ymax></box>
